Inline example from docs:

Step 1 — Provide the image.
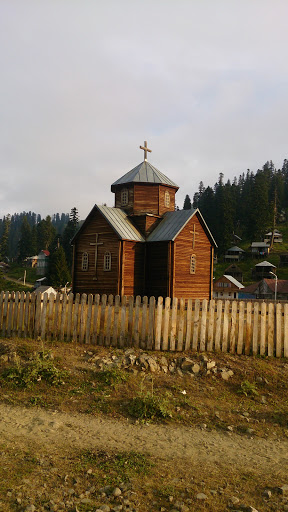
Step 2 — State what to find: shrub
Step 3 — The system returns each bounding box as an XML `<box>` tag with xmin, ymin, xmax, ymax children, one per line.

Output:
<box><xmin>1</xmin><ymin>352</ymin><xmax>67</xmax><ymax>388</ymax></box>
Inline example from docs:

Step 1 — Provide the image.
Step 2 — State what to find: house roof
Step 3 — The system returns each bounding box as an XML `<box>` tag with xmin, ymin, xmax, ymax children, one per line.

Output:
<box><xmin>34</xmin><ymin>286</ymin><xmax>57</xmax><ymax>295</ymax></box>
<box><xmin>111</xmin><ymin>161</ymin><xmax>178</xmax><ymax>191</ymax></box>
<box><xmin>251</xmin><ymin>242</ymin><xmax>270</xmax><ymax>248</ymax></box>
<box><xmin>227</xmin><ymin>246</ymin><xmax>245</xmax><ymax>253</ymax></box>
<box><xmin>146</xmin><ymin>208</ymin><xmax>217</xmax><ymax>246</ymax></box>
<box><xmin>71</xmin><ymin>205</ymin><xmax>145</xmax><ymax>243</ymax></box>
<box><xmin>242</xmin><ymin>279</ymin><xmax>288</xmax><ymax>295</ymax></box>
<box><xmin>223</xmin><ymin>275</ymin><xmax>244</xmax><ymax>289</ymax></box>
<box><xmin>255</xmin><ymin>260</ymin><xmax>276</xmax><ymax>268</ymax></box>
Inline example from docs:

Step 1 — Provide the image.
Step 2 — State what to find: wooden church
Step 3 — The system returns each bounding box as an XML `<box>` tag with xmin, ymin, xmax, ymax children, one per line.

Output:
<box><xmin>71</xmin><ymin>142</ymin><xmax>217</xmax><ymax>300</ymax></box>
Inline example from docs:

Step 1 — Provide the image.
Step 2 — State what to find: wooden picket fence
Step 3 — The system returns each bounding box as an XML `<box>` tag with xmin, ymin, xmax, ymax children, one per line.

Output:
<box><xmin>0</xmin><ymin>291</ymin><xmax>288</xmax><ymax>357</ymax></box>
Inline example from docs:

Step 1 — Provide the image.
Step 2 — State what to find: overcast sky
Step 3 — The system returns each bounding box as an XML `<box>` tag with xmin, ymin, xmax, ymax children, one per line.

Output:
<box><xmin>1</xmin><ymin>0</ymin><xmax>288</xmax><ymax>220</ymax></box>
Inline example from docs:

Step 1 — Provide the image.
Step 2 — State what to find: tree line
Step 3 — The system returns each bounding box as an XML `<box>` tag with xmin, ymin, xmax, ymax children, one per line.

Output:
<box><xmin>183</xmin><ymin>159</ymin><xmax>288</xmax><ymax>255</ymax></box>
<box><xmin>0</xmin><ymin>208</ymin><xmax>80</xmax><ymax>288</ymax></box>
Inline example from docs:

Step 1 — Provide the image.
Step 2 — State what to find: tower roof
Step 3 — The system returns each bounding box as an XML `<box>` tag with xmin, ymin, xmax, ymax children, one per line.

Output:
<box><xmin>111</xmin><ymin>161</ymin><xmax>178</xmax><ymax>191</ymax></box>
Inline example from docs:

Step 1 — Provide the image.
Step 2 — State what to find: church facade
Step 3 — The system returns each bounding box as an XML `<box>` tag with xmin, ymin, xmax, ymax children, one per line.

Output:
<box><xmin>71</xmin><ymin>143</ymin><xmax>217</xmax><ymax>300</ymax></box>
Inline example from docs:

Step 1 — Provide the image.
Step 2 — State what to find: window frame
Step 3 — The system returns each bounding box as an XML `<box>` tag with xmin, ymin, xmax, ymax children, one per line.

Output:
<box><xmin>164</xmin><ymin>190</ymin><xmax>170</xmax><ymax>208</ymax></box>
<box><xmin>190</xmin><ymin>254</ymin><xmax>196</xmax><ymax>274</ymax></box>
<box><xmin>104</xmin><ymin>251</ymin><xmax>111</xmax><ymax>271</ymax></box>
<box><xmin>121</xmin><ymin>188</ymin><xmax>129</xmax><ymax>206</ymax></box>
<box><xmin>81</xmin><ymin>252</ymin><xmax>89</xmax><ymax>271</ymax></box>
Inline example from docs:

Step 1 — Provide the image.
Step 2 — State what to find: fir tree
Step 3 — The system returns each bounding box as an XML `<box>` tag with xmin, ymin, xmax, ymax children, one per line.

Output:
<box><xmin>183</xmin><ymin>194</ymin><xmax>192</xmax><ymax>210</ymax></box>
<box><xmin>48</xmin><ymin>245</ymin><xmax>71</xmax><ymax>288</ymax></box>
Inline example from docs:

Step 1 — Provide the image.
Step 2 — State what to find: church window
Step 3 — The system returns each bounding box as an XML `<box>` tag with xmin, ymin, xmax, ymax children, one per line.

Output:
<box><xmin>121</xmin><ymin>188</ymin><xmax>129</xmax><ymax>206</ymax></box>
<box><xmin>164</xmin><ymin>190</ymin><xmax>170</xmax><ymax>207</ymax></box>
<box><xmin>104</xmin><ymin>251</ymin><xmax>111</xmax><ymax>271</ymax></box>
<box><xmin>190</xmin><ymin>254</ymin><xmax>196</xmax><ymax>274</ymax></box>
<box><xmin>81</xmin><ymin>252</ymin><xmax>88</xmax><ymax>271</ymax></box>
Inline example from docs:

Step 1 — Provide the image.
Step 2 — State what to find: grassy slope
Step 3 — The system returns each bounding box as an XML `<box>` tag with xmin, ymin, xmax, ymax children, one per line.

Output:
<box><xmin>214</xmin><ymin>222</ymin><xmax>288</xmax><ymax>284</ymax></box>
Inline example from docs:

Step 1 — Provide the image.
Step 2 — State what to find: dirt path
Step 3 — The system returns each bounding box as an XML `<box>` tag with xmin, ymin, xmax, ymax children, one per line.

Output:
<box><xmin>1</xmin><ymin>403</ymin><xmax>287</xmax><ymax>472</ymax></box>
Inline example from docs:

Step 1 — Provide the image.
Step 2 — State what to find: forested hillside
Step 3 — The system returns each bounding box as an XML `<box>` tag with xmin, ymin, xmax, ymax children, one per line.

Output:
<box><xmin>186</xmin><ymin>159</ymin><xmax>288</xmax><ymax>255</ymax></box>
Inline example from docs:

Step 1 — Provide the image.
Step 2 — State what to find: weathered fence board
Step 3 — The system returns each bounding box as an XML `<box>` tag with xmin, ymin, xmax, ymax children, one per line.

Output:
<box><xmin>0</xmin><ymin>291</ymin><xmax>288</xmax><ymax>357</ymax></box>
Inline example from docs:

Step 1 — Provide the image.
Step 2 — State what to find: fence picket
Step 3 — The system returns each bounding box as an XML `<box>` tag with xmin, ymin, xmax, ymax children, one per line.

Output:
<box><xmin>162</xmin><ymin>297</ymin><xmax>171</xmax><ymax>351</ymax></box>
<box><xmin>221</xmin><ymin>301</ymin><xmax>229</xmax><ymax>353</ymax></box>
<box><xmin>276</xmin><ymin>303</ymin><xmax>282</xmax><ymax>357</ymax></box>
<box><xmin>284</xmin><ymin>303</ymin><xmax>288</xmax><ymax>358</ymax></box>
<box><xmin>112</xmin><ymin>295</ymin><xmax>120</xmax><ymax>347</ymax></box>
<box><xmin>0</xmin><ymin>291</ymin><xmax>4</xmax><ymax>331</ymax></box>
<box><xmin>260</xmin><ymin>302</ymin><xmax>267</xmax><ymax>356</ymax></box>
<box><xmin>140</xmin><ymin>296</ymin><xmax>148</xmax><ymax>348</ymax></box>
<box><xmin>91</xmin><ymin>294</ymin><xmax>100</xmax><ymax>345</ymax></box>
<box><xmin>170</xmin><ymin>297</ymin><xmax>178</xmax><ymax>351</ymax></box>
<box><xmin>72</xmin><ymin>293</ymin><xmax>80</xmax><ymax>342</ymax></box>
<box><xmin>229</xmin><ymin>301</ymin><xmax>237</xmax><ymax>354</ymax></box>
<box><xmin>24</xmin><ymin>292</ymin><xmax>30</xmax><ymax>338</ymax></box>
<box><xmin>177</xmin><ymin>298</ymin><xmax>185</xmax><ymax>351</ymax></box>
<box><xmin>237</xmin><ymin>301</ymin><xmax>245</xmax><ymax>355</ymax></box>
<box><xmin>185</xmin><ymin>299</ymin><xmax>193</xmax><ymax>351</ymax></box>
<box><xmin>60</xmin><ymin>294</ymin><xmax>68</xmax><ymax>341</ymax></box>
<box><xmin>147</xmin><ymin>296</ymin><xmax>156</xmax><ymax>350</ymax></box>
<box><xmin>252</xmin><ymin>302</ymin><xmax>259</xmax><ymax>355</ymax></box>
<box><xmin>80</xmin><ymin>294</ymin><xmax>87</xmax><ymax>344</ymax></box>
<box><xmin>245</xmin><ymin>302</ymin><xmax>252</xmax><ymax>355</ymax></box>
<box><xmin>66</xmin><ymin>293</ymin><xmax>74</xmax><ymax>342</ymax></box>
<box><xmin>128</xmin><ymin>296</ymin><xmax>134</xmax><ymax>346</ymax></box>
<box><xmin>207</xmin><ymin>299</ymin><xmax>215</xmax><ymax>352</ymax></box>
<box><xmin>2</xmin><ymin>291</ymin><xmax>9</xmax><ymax>337</ymax></box>
<box><xmin>155</xmin><ymin>296</ymin><xmax>163</xmax><ymax>351</ymax></box>
<box><xmin>200</xmin><ymin>299</ymin><xmax>208</xmax><ymax>352</ymax></box>
<box><xmin>192</xmin><ymin>299</ymin><xmax>200</xmax><ymax>351</ymax></box>
<box><xmin>105</xmin><ymin>294</ymin><xmax>114</xmax><ymax>346</ymax></box>
<box><xmin>7</xmin><ymin>291</ymin><xmax>15</xmax><ymax>337</ymax></box>
<box><xmin>99</xmin><ymin>294</ymin><xmax>107</xmax><ymax>345</ymax></box>
<box><xmin>53</xmin><ymin>293</ymin><xmax>61</xmax><ymax>341</ymax></box>
<box><xmin>85</xmin><ymin>294</ymin><xmax>93</xmax><ymax>344</ymax></box>
<box><xmin>41</xmin><ymin>293</ymin><xmax>48</xmax><ymax>340</ymax></box>
<box><xmin>119</xmin><ymin>295</ymin><xmax>127</xmax><ymax>348</ymax></box>
<box><xmin>12</xmin><ymin>291</ymin><xmax>20</xmax><ymax>337</ymax></box>
<box><xmin>214</xmin><ymin>300</ymin><xmax>222</xmax><ymax>352</ymax></box>
<box><xmin>18</xmin><ymin>291</ymin><xmax>25</xmax><ymax>338</ymax></box>
<box><xmin>267</xmin><ymin>302</ymin><xmax>275</xmax><ymax>357</ymax></box>
<box><xmin>133</xmin><ymin>296</ymin><xmax>141</xmax><ymax>348</ymax></box>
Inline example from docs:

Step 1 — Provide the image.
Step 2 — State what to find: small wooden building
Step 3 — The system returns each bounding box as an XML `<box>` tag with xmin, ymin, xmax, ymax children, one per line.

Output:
<box><xmin>213</xmin><ymin>274</ymin><xmax>244</xmax><ymax>299</ymax></box>
<box><xmin>252</xmin><ymin>260</ymin><xmax>276</xmax><ymax>279</ymax></box>
<box><xmin>224</xmin><ymin>246</ymin><xmax>245</xmax><ymax>262</ymax></box>
<box><xmin>72</xmin><ymin>145</ymin><xmax>217</xmax><ymax>300</ymax></box>
<box><xmin>224</xmin><ymin>263</ymin><xmax>243</xmax><ymax>283</ymax></box>
<box><xmin>241</xmin><ymin>279</ymin><xmax>288</xmax><ymax>300</ymax></box>
<box><xmin>250</xmin><ymin>242</ymin><xmax>270</xmax><ymax>258</ymax></box>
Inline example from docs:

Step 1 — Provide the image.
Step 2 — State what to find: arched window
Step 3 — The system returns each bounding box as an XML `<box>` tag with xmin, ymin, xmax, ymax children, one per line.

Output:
<box><xmin>190</xmin><ymin>254</ymin><xmax>196</xmax><ymax>274</ymax></box>
<box><xmin>121</xmin><ymin>188</ymin><xmax>129</xmax><ymax>206</ymax></box>
<box><xmin>81</xmin><ymin>252</ymin><xmax>88</xmax><ymax>271</ymax></box>
<box><xmin>164</xmin><ymin>190</ymin><xmax>170</xmax><ymax>207</ymax></box>
<box><xmin>104</xmin><ymin>251</ymin><xmax>111</xmax><ymax>271</ymax></box>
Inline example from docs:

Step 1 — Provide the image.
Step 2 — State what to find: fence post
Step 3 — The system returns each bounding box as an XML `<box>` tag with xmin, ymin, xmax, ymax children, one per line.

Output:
<box><xmin>147</xmin><ymin>296</ymin><xmax>156</xmax><ymax>350</ymax></box>
<box><xmin>155</xmin><ymin>296</ymin><xmax>163</xmax><ymax>351</ymax></box>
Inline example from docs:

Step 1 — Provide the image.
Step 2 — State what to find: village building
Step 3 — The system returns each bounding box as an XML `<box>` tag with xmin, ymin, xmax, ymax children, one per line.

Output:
<box><xmin>36</xmin><ymin>250</ymin><xmax>50</xmax><ymax>276</ymax></box>
<box><xmin>224</xmin><ymin>263</ymin><xmax>243</xmax><ymax>283</ymax></box>
<box><xmin>224</xmin><ymin>246</ymin><xmax>245</xmax><ymax>262</ymax></box>
<box><xmin>213</xmin><ymin>274</ymin><xmax>244</xmax><ymax>299</ymax></box>
<box><xmin>250</xmin><ymin>242</ymin><xmax>270</xmax><ymax>257</ymax></box>
<box><xmin>240</xmin><ymin>278</ymin><xmax>288</xmax><ymax>301</ymax></box>
<box><xmin>264</xmin><ymin>229</ymin><xmax>283</xmax><ymax>245</ymax></box>
<box><xmin>72</xmin><ymin>142</ymin><xmax>217</xmax><ymax>300</ymax></box>
<box><xmin>252</xmin><ymin>260</ymin><xmax>276</xmax><ymax>280</ymax></box>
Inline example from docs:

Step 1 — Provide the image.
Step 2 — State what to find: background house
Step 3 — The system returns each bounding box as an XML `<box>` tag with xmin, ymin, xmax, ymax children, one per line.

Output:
<box><xmin>36</xmin><ymin>250</ymin><xmax>50</xmax><ymax>276</ymax></box>
<box><xmin>224</xmin><ymin>263</ymin><xmax>243</xmax><ymax>282</ymax></box>
<box><xmin>224</xmin><ymin>246</ymin><xmax>245</xmax><ymax>262</ymax></box>
<box><xmin>252</xmin><ymin>260</ymin><xmax>276</xmax><ymax>279</ymax></box>
<box><xmin>213</xmin><ymin>274</ymin><xmax>244</xmax><ymax>299</ymax></box>
<box><xmin>240</xmin><ymin>279</ymin><xmax>288</xmax><ymax>300</ymax></box>
<box><xmin>251</xmin><ymin>242</ymin><xmax>270</xmax><ymax>257</ymax></box>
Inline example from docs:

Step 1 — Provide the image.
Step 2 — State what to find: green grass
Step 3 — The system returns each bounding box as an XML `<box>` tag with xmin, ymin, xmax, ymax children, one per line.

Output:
<box><xmin>7</xmin><ymin>263</ymin><xmax>38</xmax><ymax>283</ymax></box>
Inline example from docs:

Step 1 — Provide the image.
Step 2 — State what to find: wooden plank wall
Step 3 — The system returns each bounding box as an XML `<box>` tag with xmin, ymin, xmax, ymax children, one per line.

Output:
<box><xmin>1</xmin><ymin>291</ymin><xmax>288</xmax><ymax>357</ymax></box>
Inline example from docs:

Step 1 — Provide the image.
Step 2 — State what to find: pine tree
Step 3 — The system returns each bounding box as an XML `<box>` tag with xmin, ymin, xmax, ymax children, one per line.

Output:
<box><xmin>183</xmin><ymin>195</ymin><xmax>192</xmax><ymax>210</ymax></box>
<box><xmin>18</xmin><ymin>216</ymin><xmax>32</xmax><ymax>261</ymax></box>
<box><xmin>0</xmin><ymin>215</ymin><xmax>11</xmax><ymax>261</ymax></box>
<box><xmin>48</xmin><ymin>246</ymin><xmax>71</xmax><ymax>288</ymax></box>
<box><xmin>62</xmin><ymin>207</ymin><xmax>79</xmax><ymax>270</ymax></box>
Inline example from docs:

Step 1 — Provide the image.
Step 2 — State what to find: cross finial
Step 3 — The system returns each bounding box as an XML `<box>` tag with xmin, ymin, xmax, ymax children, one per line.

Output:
<box><xmin>139</xmin><ymin>141</ymin><xmax>152</xmax><ymax>161</ymax></box>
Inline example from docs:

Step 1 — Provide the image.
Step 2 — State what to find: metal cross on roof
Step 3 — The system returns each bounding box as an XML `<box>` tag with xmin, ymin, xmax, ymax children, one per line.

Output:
<box><xmin>139</xmin><ymin>141</ymin><xmax>152</xmax><ymax>161</ymax></box>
